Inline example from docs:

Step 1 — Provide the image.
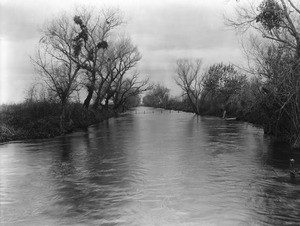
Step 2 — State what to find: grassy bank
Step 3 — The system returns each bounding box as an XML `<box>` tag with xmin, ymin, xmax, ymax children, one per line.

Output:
<box><xmin>0</xmin><ymin>101</ymin><xmax>116</xmax><ymax>143</ymax></box>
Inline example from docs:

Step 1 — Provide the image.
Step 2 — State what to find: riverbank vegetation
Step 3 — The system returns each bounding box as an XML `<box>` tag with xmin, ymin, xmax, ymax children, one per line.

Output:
<box><xmin>0</xmin><ymin>7</ymin><xmax>149</xmax><ymax>143</ymax></box>
<box><xmin>2</xmin><ymin>1</ymin><xmax>300</xmax><ymax>150</ymax></box>
<box><xmin>143</xmin><ymin>0</ymin><xmax>300</xmax><ymax>149</ymax></box>
<box><xmin>143</xmin><ymin>63</ymin><xmax>261</xmax><ymax>121</ymax></box>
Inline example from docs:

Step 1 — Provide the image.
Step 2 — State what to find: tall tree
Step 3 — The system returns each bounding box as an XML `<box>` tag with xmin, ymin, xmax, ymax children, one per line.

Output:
<box><xmin>40</xmin><ymin>8</ymin><xmax>123</xmax><ymax>109</ymax></box>
<box><xmin>32</xmin><ymin>28</ymin><xmax>81</xmax><ymax>129</ymax></box>
<box><xmin>228</xmin><ymin>0</ymin><xmax>300</xmax><ymax>148</ymax></box>
<box><xmin>175</xmin><ymin>59</ymin><xmax>203</xmax><ymax>114</ymax></box>
<box><xmin>72</xmin><ymin>9</ymin><xmax>123</xmax><ymax>108</ymax></box>
<box><xmin>92</xmin><ymin>37</ymin><xmax>141</xmax><ymax>110</ymax></box>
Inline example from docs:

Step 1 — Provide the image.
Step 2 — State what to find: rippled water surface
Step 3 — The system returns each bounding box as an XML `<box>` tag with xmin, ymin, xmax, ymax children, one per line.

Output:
<box><xmin>1</xmin><ymin>107</ymin><xmax>300</xmax><ymax>225</ymax></box>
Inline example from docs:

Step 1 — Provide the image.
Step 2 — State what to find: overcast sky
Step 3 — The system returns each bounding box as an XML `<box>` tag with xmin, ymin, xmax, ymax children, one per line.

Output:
<box><xmin>0</xmin><ymin>0</ymin><xmax>245</xmax><ymax>104</ymax></box>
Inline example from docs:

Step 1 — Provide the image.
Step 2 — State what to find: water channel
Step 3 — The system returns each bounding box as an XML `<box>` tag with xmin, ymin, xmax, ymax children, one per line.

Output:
<box><xmin>1</xmin><ymin>107</ymin><xmax>300</xmax><ymax>225</ymax></box>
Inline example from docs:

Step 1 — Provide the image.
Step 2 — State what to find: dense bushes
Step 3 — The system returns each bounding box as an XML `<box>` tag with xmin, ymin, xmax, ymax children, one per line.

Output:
<box><xmin>0</xmin><ymin>101</ymin><xmax>116</xmax><ymax>142</ymax></box>
<box><xmin>0</xmin><ymin>102</ymin><xmax>60</xmax><ymax>141</ymax></box>
<box><xmin>228</xmin><ymin>0</ymin><xmax>300</xmax><ymax>148</ymax></box>
<box><xmin>142</xmin><ymin>68</ymin><xmax>272</xmax><ymax>128</ymax></box>
<box><xmin>143</xmin><ymin>65</ymin><xmax>262</xmax><ymax>120</ymax></box>
<box><xmin>165</xmin><ymin>98</ymin><xmax>194</xmax><ymax>112</ymax></box>
<box><xmin>143</xmin><ymin>56</ymin><xmax>299</xmax><ymax>149</ymax></box>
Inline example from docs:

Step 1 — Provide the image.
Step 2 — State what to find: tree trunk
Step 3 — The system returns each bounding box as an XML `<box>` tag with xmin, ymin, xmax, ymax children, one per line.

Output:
<box><xmin>186</xmin><ymin>92</ymin><xmax>198</xmax><ymax>114</ymax></box>
<box><xmin>83</xmin><ymin>73</ymin><xmax>97</xmax><ymax>109</ymax></box>
<box><xmin>92</xmin><ymin>93</ymin><xmax>101</xmax><ymax>110</ymax></box>
<box><xmin>92</xmin><ymin>81</ymin><xmax>106</xmax><ymax>110</ymax></box>
<box><xmin>83</xmin><ymin>90</ymin><xmax>93</xmax><ymax>109</ymax></box>
<box><xmin>60</xmin><ymin>103</ymin><xmax>67</xmax><ymax>131</ymax></box>
<box><xmin>104</xmin><ymin>98</ymin><xmax>110</xmax><ymax>109</ymax></box>
<box><xmin>292</xmin><ymin>133</ymin><xmax>300</xmax><ymax>149</ymax></box>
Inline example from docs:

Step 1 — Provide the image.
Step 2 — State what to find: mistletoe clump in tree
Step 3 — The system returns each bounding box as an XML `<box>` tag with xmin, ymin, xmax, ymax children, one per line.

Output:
<box><xmin>229</xmin><ymin>0</ymin><xmax>300</xmax><ymax>148</ymax></box>
<box><xmin>256</xmin><ymin>0</ymin><xmax>284</xmax><ymax>31</ymax></box>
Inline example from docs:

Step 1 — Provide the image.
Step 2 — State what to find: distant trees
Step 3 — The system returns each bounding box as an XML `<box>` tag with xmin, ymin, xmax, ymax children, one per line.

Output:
<box><xmin>112</xmin><ymin>73</ymin><xmax>150</xmax><ymax>111</ymax></box>
<box><xmin>173</xmin><ymin>59</ymin><xmax>245</xmax><ymax>116</ymax></box>
<box><xmin>143</xmin><ymin>84</ymin><xmax>169</xmax><ymax>108</ymax></box>
<box><xmin>202</xmin><ymin>63</ymin><xmax>246</xmax><ymax>115</ymax></box>
<box><xmin>175</xmin><ymin>59</ymin><xmax>203</xmax><ymax>114</ymax></box>
<box><xmin>125</xmin><ymin>95</ymin><xmax>141</xmax><ymax>108</ymax></box>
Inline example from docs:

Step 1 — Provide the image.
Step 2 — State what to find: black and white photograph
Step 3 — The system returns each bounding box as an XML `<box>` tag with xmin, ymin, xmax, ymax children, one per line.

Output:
<box><xmin>1</xmin><ymin>0</ymin><xmax>300</xmax><ymax>225</ymax></box>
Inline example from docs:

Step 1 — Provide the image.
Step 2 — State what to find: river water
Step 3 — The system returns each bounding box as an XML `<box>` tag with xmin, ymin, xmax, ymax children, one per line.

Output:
<box><xmin>1</xmin><ymin>107</ymin><xmax>300</xmax><ymax>225</ymax></box>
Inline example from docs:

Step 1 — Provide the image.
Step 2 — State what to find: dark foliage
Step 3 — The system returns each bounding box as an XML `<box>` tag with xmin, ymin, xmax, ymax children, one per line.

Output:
<box><xmin>0</xmin><ymin>101</ymin><xmax>116</xmax><ymax>143</ymax></box>
<box><xmin>256</xmin><ymin>0</ymin><xmax>284</xmax><ymax>31</ymax></box>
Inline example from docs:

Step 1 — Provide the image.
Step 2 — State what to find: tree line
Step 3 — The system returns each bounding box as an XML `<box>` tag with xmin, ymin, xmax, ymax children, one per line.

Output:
<box><xmin>143</xmin><ymin>61</ymin><xmax>249</xmax><ymax>117</ymax></box>
<box><xmin>143</xmin><ymin>0</ymin><xmax>300</xmax><ymax>149</ymax></box>
<box><xmin>1</xmin><ymin>1</ymin><xmax>300</xmax><ymax>148</ymax></box>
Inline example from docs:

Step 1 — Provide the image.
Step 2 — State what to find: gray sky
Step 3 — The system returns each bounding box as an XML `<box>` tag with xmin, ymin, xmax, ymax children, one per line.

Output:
<box><xmin>0</xmin><ymin>0</ymin><xmax>244</xmax><ymax>104</ymax></box>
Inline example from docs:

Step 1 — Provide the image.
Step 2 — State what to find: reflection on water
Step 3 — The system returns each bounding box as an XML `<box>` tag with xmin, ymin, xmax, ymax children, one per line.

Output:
<box><xmin>1</xmin><ymin>107</ymin><xmax>300</xmax><ymax>225</ymax></box>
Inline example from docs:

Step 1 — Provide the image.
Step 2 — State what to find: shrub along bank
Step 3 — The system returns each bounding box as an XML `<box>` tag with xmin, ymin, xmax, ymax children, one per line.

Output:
<box><xmin>0</xmin><ymin>101</ymin><xmax>118</xmax><ymax>143</ymax></box>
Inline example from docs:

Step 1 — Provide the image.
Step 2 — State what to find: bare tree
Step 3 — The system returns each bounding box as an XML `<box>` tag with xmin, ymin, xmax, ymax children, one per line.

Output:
<box><xmin>73</xmin><ymin>9</ymin><xmax>123</xmax><ymax>108</ymax></box>
<box><xmin>31</xmin><ymin>43</ymin><xmax>81</xmax><ymax>129</ymax></box>
<box><xmin>113</xmin><ymin>72</ymin><xmax>150</xmax><ymax>111</ymax></box>
<box><xmin>228</xmin><ymin>0</ymin><xmax>300</xmax><ymax>60</ymax></box>
<box><xmin>92</xmin><ymin>37</ymin><xmax>142</xmax><ymax>110</ymax></box>
<box><xmin>40</xmin><ymin>8</ymin><xmax>123</xmax><ymax>109</ymax></box>
<box><xmin>175</xmin><ymin>59</ymin><xmax>203</xmax><ymax>114</ymax></box>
